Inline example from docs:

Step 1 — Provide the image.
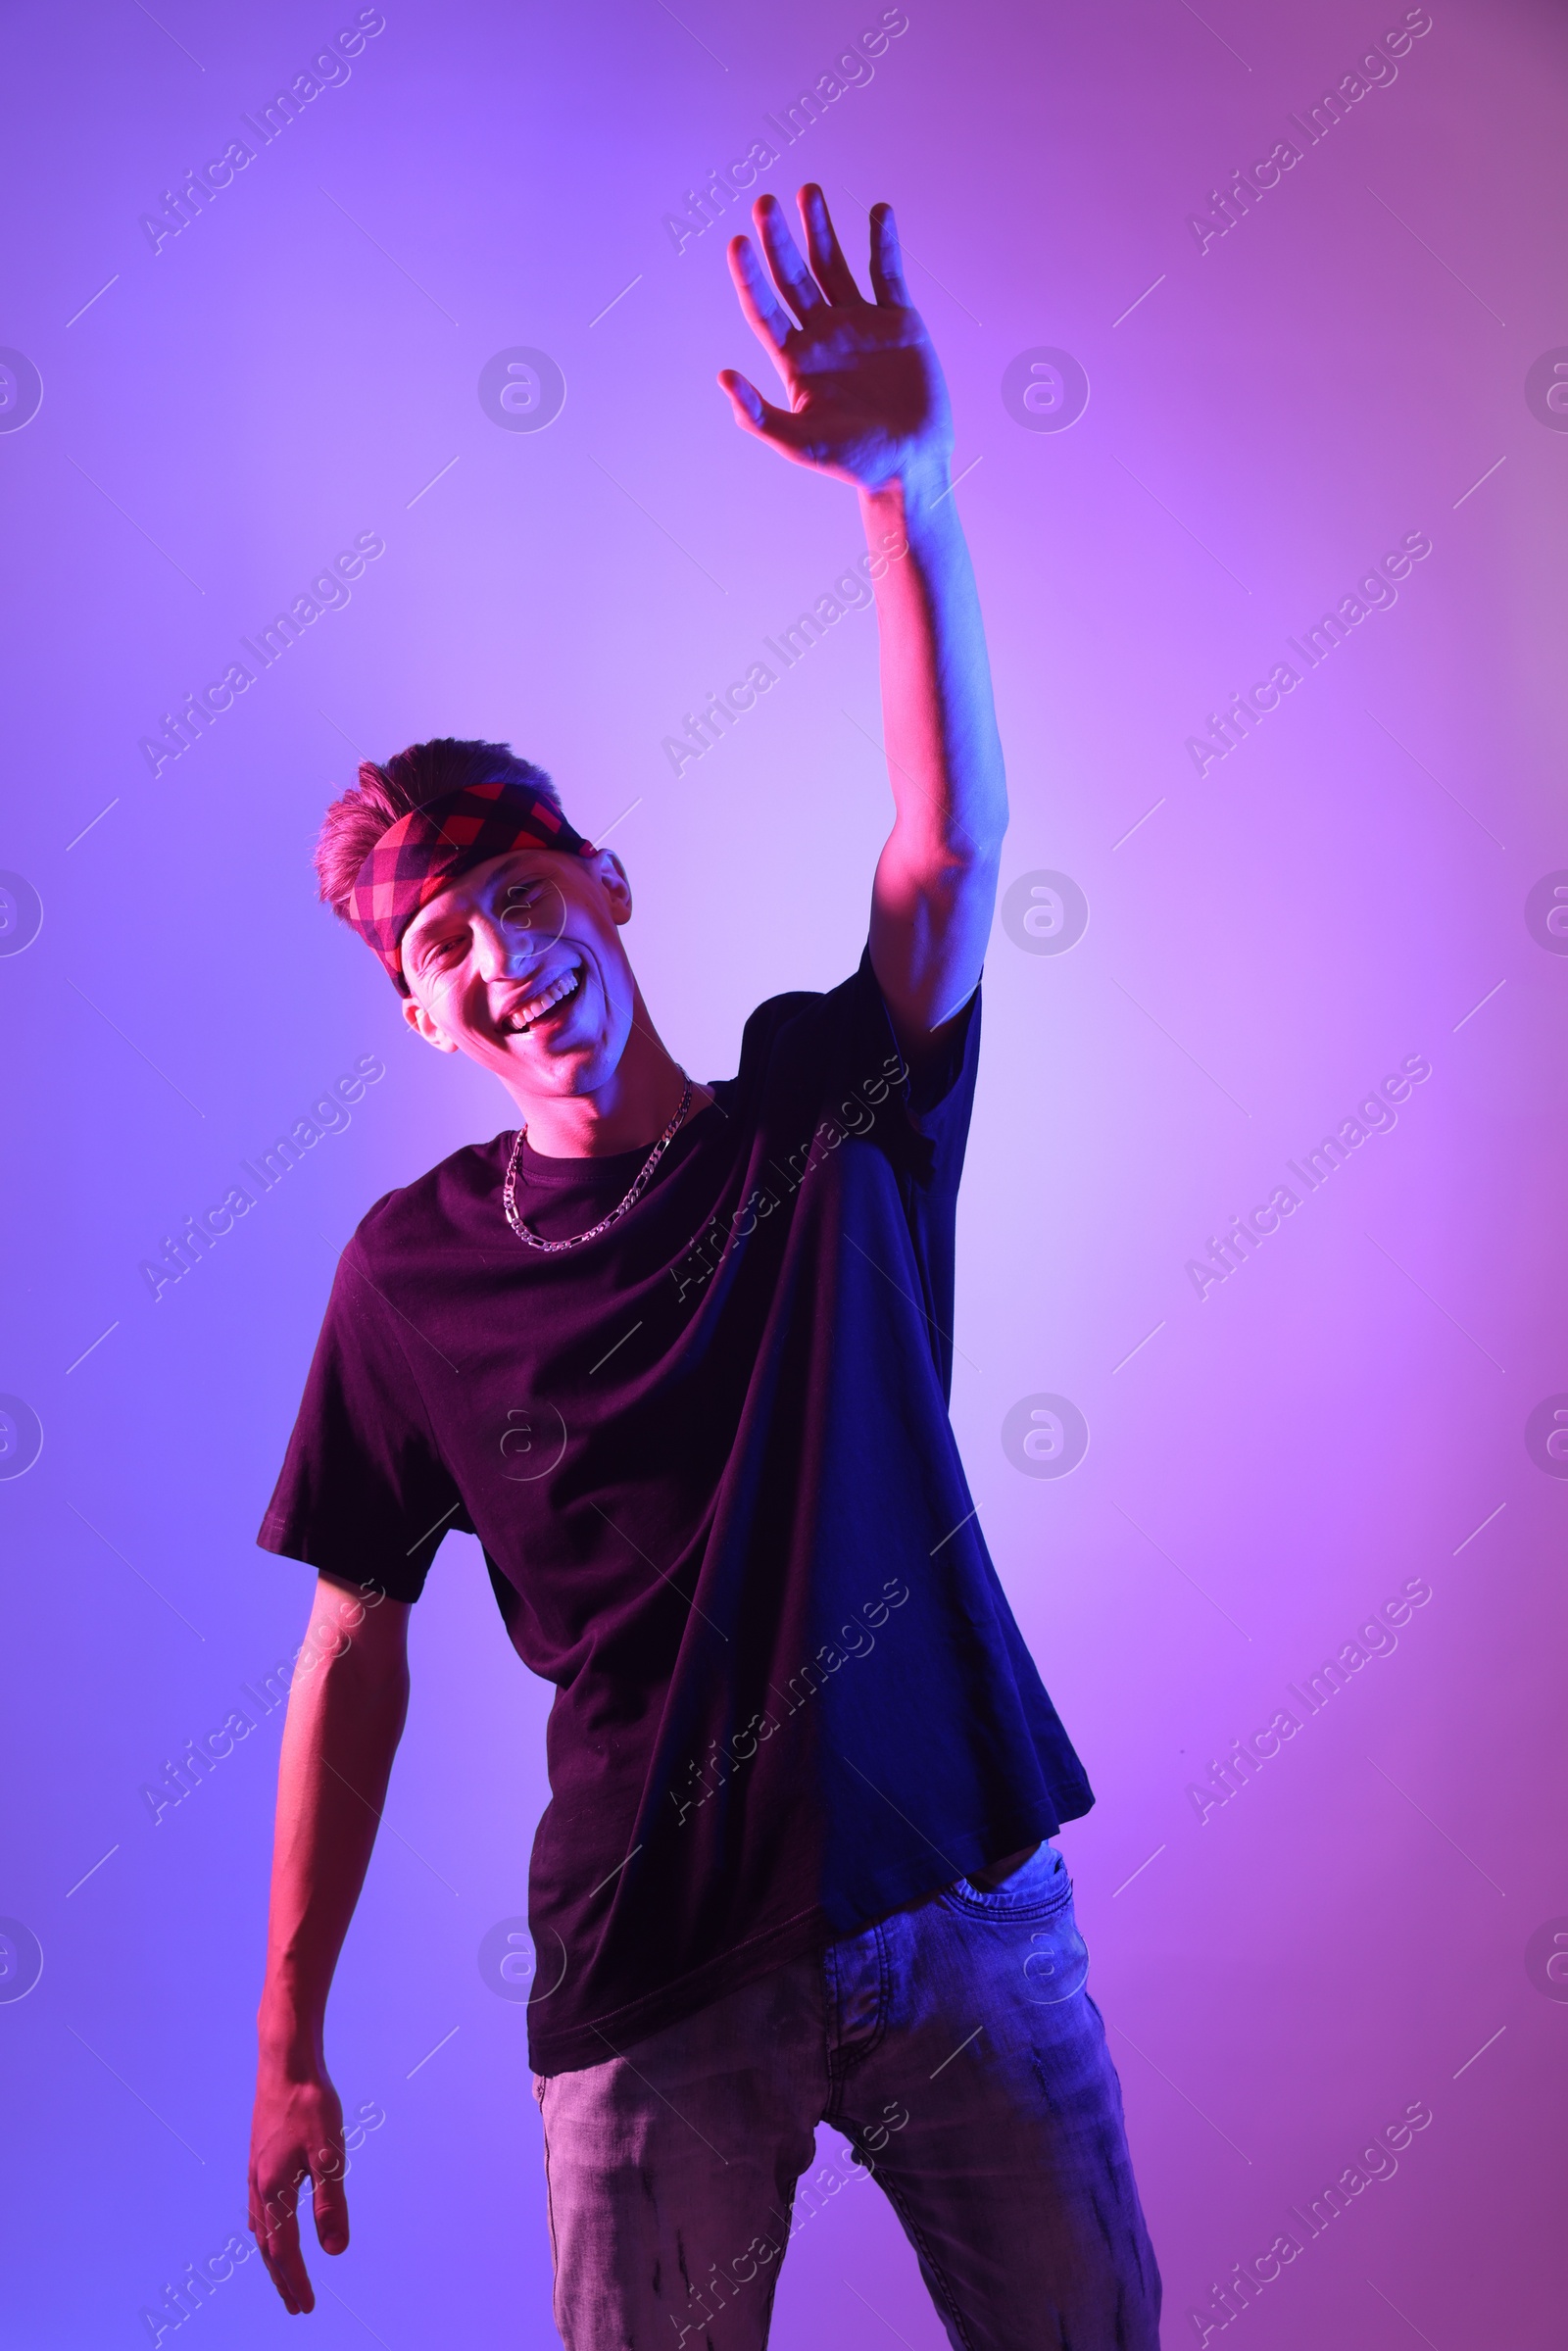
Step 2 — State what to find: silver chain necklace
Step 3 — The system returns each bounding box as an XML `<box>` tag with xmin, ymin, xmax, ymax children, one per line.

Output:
<box><xmin>502</xmin><ymin>1073</ymin><xmax>694</xmax><ymax>1253</ymax></box>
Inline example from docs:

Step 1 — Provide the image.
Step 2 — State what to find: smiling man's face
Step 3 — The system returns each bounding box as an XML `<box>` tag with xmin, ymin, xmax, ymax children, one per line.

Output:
<box><xmin>399</xmin><ymin>846</ymin><xmax>637</xmax><ymax>1103</ymax></box>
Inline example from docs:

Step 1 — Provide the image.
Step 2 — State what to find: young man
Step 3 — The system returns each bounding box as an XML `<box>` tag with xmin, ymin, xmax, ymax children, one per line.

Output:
<box><xmin>247</xmin><ymin>187</ymin><xmax>1160</xmax><ymax>2349</ymax></box>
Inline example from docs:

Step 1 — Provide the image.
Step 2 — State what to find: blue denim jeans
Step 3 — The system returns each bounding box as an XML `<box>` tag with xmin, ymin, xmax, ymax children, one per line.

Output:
<box><xmin>533</xmin><ymin>1842</ymin><xmax>1161</xmax><ymax>2350</ymax></box>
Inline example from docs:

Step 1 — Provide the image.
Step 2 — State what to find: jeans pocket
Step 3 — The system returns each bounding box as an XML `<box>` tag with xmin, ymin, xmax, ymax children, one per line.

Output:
<box><xmin>1021</xmin><ymin>1899</ymin><xmax>1091</xmax><ymax>2003</ymax></box>
<box><xmin>943</xmin><ymin>1838</ymin><xmax>1071</xmax><ymax>1921</ymax></box>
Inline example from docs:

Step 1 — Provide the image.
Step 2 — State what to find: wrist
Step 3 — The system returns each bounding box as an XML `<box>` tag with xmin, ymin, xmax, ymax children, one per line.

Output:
<box><xmin>858</xmin><ymin>458</ymin><xmax>958</xmax><ymax>549</ymax></box>
<box><xmin>258</xmin><ymin>1990</ymin><xmax>326</xmax><ymax>2075</ymax></box>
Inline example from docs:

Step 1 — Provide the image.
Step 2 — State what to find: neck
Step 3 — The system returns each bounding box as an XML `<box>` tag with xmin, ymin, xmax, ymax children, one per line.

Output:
<box><xmin>504</xmin><ymin>983</ymin><xmax>710</xmax><ymax>1157</ymax></box>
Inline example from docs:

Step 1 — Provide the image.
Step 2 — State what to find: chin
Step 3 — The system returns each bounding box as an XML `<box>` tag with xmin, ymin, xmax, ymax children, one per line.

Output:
<box><xmin>521</xmin><ymin>1030</ymin><xmax>615</xmax><ymax>1089</ymax></box>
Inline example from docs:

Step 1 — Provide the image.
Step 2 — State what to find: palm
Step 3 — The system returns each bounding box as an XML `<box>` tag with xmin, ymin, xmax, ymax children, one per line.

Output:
<box><xmin>720</xmin><ymin>188</ymin><xmax>953</xmax><ymax>493</ymax></box>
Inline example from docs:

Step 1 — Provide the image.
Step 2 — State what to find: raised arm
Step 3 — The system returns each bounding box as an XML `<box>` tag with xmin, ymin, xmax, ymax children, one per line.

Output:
<box><xmin>720</xmin><ymin>185</ymin><xmax>1007</xmax><ymax>1064</ymax></box>
<box><xmin>248</xmin><ymin>1575</ymin><xmax>411</xmax><ymax>2315</ymax></box>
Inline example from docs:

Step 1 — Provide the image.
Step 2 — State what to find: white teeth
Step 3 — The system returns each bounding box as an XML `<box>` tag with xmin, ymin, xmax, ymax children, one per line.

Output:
<box><xmin>506</xmin><ymin>965</ymin><xmax>581</xmax><ymax>1031</ymax></box>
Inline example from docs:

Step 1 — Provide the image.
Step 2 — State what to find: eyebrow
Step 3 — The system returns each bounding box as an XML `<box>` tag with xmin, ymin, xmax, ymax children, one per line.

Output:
<box><xmin>405</xmin><ymin>904</ymin><xmax>466</xmax><ymax>953</ymax></box>
<box><xmin>404</xmin><ymin>859</ymin><xmax>557</xmax><ymax>958</ymax></box>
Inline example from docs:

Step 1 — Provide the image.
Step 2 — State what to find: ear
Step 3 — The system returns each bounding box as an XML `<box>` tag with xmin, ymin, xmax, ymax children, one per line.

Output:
<box><xmin>593</xmin><ymin>850</ymin><xmax>633</xmax><ymax>928</ymax></box>
<box><xmin>402</xmin><ymin>993</ymin><xmax>460</xmax><ymax>1053</ymax></box>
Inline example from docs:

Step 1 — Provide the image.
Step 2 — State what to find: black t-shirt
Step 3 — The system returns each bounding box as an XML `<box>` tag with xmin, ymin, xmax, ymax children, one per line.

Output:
<box><xmin>258</xmin><ymin>945</ymin><xmax>1091</xmax><ymax>2072</ymax></box>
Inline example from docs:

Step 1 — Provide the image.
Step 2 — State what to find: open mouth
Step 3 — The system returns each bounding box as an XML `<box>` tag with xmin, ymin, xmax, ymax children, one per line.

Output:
<box><xmin>499</xmin><ymin>959</ymin><xmax>584</xmax><ymax>1036</ymax></box>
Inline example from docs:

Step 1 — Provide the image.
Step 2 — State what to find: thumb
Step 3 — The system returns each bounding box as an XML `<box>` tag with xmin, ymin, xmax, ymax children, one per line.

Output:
<box><xmin>313</xmin><ymin>2159</ymin><xmax>350</xmax><ymax>2256</ymax></box>
<box><xmin>717</xmin><ymin>368</ymin><xmax>765</xmax><ymax>426</ymax></box>
<box><xmin>716</xmin><ymin>370</ymin><xmax>801</xmax><ymax>454</ymax></box>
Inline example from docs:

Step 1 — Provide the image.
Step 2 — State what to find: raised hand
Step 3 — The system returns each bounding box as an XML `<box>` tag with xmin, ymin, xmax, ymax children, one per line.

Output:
<box><xmin>719</xmin><ymin>185</ymin><xmax>953</xmax><ymax>494</ymax></box>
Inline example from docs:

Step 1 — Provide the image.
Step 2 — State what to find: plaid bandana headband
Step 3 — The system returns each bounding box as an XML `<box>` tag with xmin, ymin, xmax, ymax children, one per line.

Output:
<box><xmin>347</xmin><ymin>777</ymin><xmax>599</xmax><ymax>993</ymax></box>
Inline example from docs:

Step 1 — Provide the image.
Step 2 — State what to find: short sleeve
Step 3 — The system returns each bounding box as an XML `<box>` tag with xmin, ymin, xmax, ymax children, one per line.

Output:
<box><xmin>837</xmin><ymin>942</ymin><xmax>983</xmax><ymax>1187</ymax></box>
<box><xmin>257</xmin><ymin>1235</ymin><xmax>470</xmax><ymax>1603</ymax></box>
<box><xmin>822</xmin><ymin>946</ymin><xmax>982</xmax><ymax>1406</ymax></box>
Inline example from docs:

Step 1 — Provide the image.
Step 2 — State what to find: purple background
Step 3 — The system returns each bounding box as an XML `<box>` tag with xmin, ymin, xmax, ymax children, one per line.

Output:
<box><xmin>2</xmin><ymin>0</ymin><xmax>1565</xmax><ymax>2343</ymax></box>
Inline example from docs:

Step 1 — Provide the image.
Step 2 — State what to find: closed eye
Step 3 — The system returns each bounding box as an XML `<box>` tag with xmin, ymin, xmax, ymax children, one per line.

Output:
<box><xmin>418</xmin><ymin>934</ymin><xmax>466</xmax><ymax>966</ymax></box>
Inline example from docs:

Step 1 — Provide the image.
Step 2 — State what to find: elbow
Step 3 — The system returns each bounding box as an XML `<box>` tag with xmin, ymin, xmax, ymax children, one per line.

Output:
<box><xmin>893</xmin><ymin>818</ymin><xmax>1004</xmax><ymax>885</ymax></box>
<box><xmin>931</xmin><ymin>790</ymin><xmax>1008</xmax><ymax>875</ymax></box>
<box><xmin>309</xmin><ymin>1576</ymin><xmax>412</xmax><ymax>1698</ymax></box>
<box><xmin>938</xmin><ymin>833</ymin><xmax>1005</xmax><ymax>896</ymax></box>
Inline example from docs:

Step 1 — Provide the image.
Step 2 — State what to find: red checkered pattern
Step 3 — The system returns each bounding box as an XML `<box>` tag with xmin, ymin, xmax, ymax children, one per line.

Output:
<box><xmin>347</xmin><ymin>778</ymin><xmax>598</xmax><ymax>992</ymax></box>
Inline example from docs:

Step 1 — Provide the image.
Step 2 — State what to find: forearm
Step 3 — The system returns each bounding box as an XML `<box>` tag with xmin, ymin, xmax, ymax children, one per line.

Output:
<box><xmin>257</xmin><ymin>1615</ymin><xmax>409</xmax><ymax>2070</ymax></box>
<box><xmin>863</xmin><ymin>470</ymin><xmax>1007</xmax><ymax>1039</ymax></box>
<box><xmin>861</xmin><ymin>468</ymin><xmax>1008</xmax><ymax>869</ymax></box>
